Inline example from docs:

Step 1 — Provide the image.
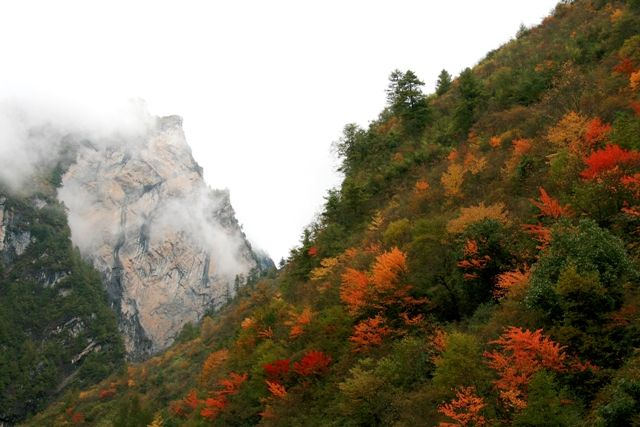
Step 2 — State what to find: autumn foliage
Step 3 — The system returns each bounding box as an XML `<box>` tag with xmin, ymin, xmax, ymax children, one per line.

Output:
<box><xmin>293</xmin><ymin>351</ymin><xmax>332</xmax><ymax>376</ymax></box>
<box><xmin>370</xmin><ymin>248</ymin><xmax>407</xmax><ymax>292</ymax></box>
<box><xmin>172</xmin><ymin>372</ymin><xmax>248</xmax><ymax>421</ymax></box>
<box><xmin>340</xmin><ymin>268</ymin><xmax>370</xmax><ymax>316</ymax></box>
<box><xmin>218</xmin><ymin>372</ymin><xmax>249</xmax><ymax>396</ymax></box>
<box><xmin>631</xmin><ymin>70</ymin><xmax>640</xmax><ymax>91</ymax></box>
<box><xmin>30</xmin><ymin>6</ymin><xmax>640</xmax><ymax>427</ymax></box>
<box><xmin>309</xmin><ymin>256</ymin><xmax>339</xmax><ymax>281</ymax></box>
<box><xmin>512</xmin><ymin>138</ymin><xmax>532</xmax><ymax>156</ymax></box>
<box><xmin>463</xmin><ymin>152</ymin><xmax>487</xmax><ymax>175</ymax></box>
<box><xmin>170</xmin><ymin>389</ymin><xmax>200</xmax><ymax>417</ymax></box>
<box><xmin>438</xmin><ymin>386</ymin><xmax>487</xmax><ymax>427</ymax></box>
<box><xmin>199</xmin><ymin>349</ymin><xmax>230</xmax><ymax>386</ymax></box>
<box><xmin>457</xmin><ymin>239</ymin><xmax>491</xmax><ymax>281</ymax></box>
<box><xmin>263</xmin><ymin>359</ymin><xmax>291</xmax><ymax>380</ymax></box>
<box><xmin>265</xmin><ymin>380</ymin><xmax>288</xmax><ymax>399</ymax></box>
<box><xmin>530</xmin><ymin>187</ymin><xmax>570</xmax><ymax>219</ymax></box>
<box><xmin>522</xmin><ymin>223</ymin><xmax>552</xmax><ymax>250</ymax></box>
<box><xmin>415</xmin><ymin>180</ymin><xmax>430</xmax><ymax>192</ymax></box>
<box><xmin>613</xmin><ymin>57</ymin><xmax>636</xmax><ymax>74</ymax></box>
<box><xmin>503</xmin><ymin>138</ymin><xmax>534</xmax><ymax>174</ymax></box>
<box><xmin>184</xmin><ymin>389</ymin><xmax>200</xmax><ymax>410</ymax></box>
<box><xmin>494</xmin><ymin>267</ymin><xmax>530</xmax><ymax>298</ymax></box>
<box><xmin>288</xmin><ymin>307</ymin><xmax>313</xmax><ymax>339</ymax></box>
<box><xmin>441</xmin><ymin>163</ymin><xmax>465</xmax><ymax>198</ymax></box>
<box><xmin>547</xmin><ymin>111</ymin><xmax>588</xmax><ymax>152</ymax></box>
<box><xmin>484</xmin><ymin>327</ymin><xmax>567</xmax><ymax>409</ymax></box>
<box><xmin>340</xmin><ymin>248</ymin><xmax>423</xmax><ymax>316</ymax></box>
<box><xmin>202</xmin><ymin>372</ymin><xmax>247</xmax><ymax>420</ymax></box>
<box><xmin>446</xmin><ymin>202</ymin><xmax>509</xmax><ymax>234</ymax></box>
<box><xmin>98</xmin><ymin>387</ymin><xmax>117</xmax><ymax>399</ymax></box>
<box><xmin>580</xmin><ymin>144</ymin><xmax>640</xmax><ymax>181</ymax></box>
<box><xmin>584</xmin><ymin>117</ymin><xmax>612</xmax><ymax>147</ymax></box>
<box><xmin>349</xmin><ymin>315</ymin><xmax>393</xmax><ymax>352</ymax></box>
<box><xmin>200</xmin><ymin>397</ymin><xmax>226</xmax><ymax>420</ymax></box>
<box><xmin>70</xmin><ymin>412</ymin><xmax>85</xmax><ymax>425</ymax></box>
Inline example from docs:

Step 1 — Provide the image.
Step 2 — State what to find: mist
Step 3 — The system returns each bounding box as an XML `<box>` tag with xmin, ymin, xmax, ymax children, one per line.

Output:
<box><xmin>152</xmin><ymin>186</ymin><xmax>254</xmax><ymax>281</ymax></box>
<box><xmin>1</xmin><ymin>98</ymin><xmax>259</xmax><ymax>285</ymax></box>
<box><xmin>0</xmin><ymin>98</ymin><xmax>152</xmax><ymax>191</ymax></box>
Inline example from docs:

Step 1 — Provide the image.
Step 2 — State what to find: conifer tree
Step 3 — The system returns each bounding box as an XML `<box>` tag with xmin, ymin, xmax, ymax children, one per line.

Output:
<box><xmin>386</xmin><ymin>69</ymin><xmax>430</xmax><ymax>137</ymax></box>
<box><xmin>436</xmin><ymin>69</ymin><xmax>453</xmax><ymax>95</ymax></box>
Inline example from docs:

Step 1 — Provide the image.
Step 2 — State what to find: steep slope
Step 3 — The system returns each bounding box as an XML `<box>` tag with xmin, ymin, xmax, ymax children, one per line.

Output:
<box><xmin>58</xmin><ymin>116</ymin><xmax>265</xmax><ymax>360</ymax></box>
<box><xmin>0</xmin><ymin>113</ymin><xmax>273</xmax><ymax>425</ymax></box>
<box><xmin>24</xmin><ymin>0</ymin><xmax>640</xmax><ymax>425</ymax></box>
<box><xmin>0</xmin><ymin>190</ymin><xmax>124</xmax><ymax>425</ymax></box>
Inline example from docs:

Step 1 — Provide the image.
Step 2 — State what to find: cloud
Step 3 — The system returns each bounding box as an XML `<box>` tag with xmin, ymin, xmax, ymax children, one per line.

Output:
<box><xmin>1</xmin><ymin>96</ymin><xmax>258</xmax><ymax>284</ymax></box>
<box><xmin>151</xmin><ymin>185</ymin><xmax>254</xmax><ymax>281</ymax></box>
<box><xmin>0</xmin><ymin>97</ymin><xmax>153</xmax><ymax>191</ymax></box>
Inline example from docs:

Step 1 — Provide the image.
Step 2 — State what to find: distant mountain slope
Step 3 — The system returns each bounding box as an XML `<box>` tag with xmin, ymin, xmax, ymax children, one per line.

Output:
<box><xmin>0</xmin><ymin>113</ymin><xmax>273</xmax><ymax>425</ymax></box>
<box><xmin>0</xmin><ymin>190</ymin><xmax>124</xmax><ymax>425</ymax></box>
<box><xmin>24</xmin><ymin>0</ymin><xmax>640</xmax><ymax>425</ymax></box>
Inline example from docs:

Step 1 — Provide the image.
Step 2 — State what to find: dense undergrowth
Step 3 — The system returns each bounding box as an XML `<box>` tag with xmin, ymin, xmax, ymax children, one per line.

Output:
<box><xmin>24</xmin><ymin>0</ymin><xmax>640</xmax><ymax>425</ymax></box>
<box><xmin>0</xmin><ymin>183</ymin><xmax>124</xmax><ymax>425</ymax></box>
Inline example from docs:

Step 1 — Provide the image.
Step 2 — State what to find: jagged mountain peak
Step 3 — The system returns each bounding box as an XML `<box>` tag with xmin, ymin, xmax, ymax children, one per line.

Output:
<box><xmin>57</xmin><ymin>113</ymin><xmax>267</xmax><ymax>360</ymax></box>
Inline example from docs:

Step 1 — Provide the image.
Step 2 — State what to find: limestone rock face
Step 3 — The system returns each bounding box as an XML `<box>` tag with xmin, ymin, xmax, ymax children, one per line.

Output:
<box><xmin>0</xmin><ymin>198</ymin><xmax>6</xmax><ymax>253</ymax></box>
<box><xmin>58</xmin><ymin>116</ymin><xmax>260</xmax><ymax>360</ymax></box>
<box><xmin>0</xmin><ymin>197</ymin><xmax>33</xmax><ymax>263</ymax></box>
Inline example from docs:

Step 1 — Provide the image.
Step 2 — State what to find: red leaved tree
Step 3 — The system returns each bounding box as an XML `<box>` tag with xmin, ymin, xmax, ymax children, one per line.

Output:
<box><xmin>581</xmin><ymin>144</ymin><xmax>640</xmax><ymax>181</ymax></box>
<box><xmin>171</xmin><ymin>389</ymin><xmax>202</xmax><ymax>418</ymax></box>
<box><xmin>613</xmin><ymin>57</ymin><xmax>636</xmax><ymax>75</ymax></box>
<box><xmin>201</xmin><ymin>397</ymin><xmax>226</xmax><ymax>421</ymax></box>
<box><xmin>293</xmin><ymin>351</ymin><xmax>332</xmax><ymax>376</ymax></box>
<box><xmin>218</xmin><ymin>372</ymin><xmax>248</xmax><ymax>396</ymax></box>
<box><xmin>584</xmin><ymin>117</ymin><xmax>612</xmax><ymax>147</ymax></box>
<box><xmin>263</xmin><ymin>359</ymin><xmax>291</xmax><ymax>380</ymax></box>
<box><xmin>71</xmin><ymin>412</ymin><xmax>85</xmax><ymax>425</ymax></box>
<box><xmin>199</xmin><ymin>372</ymin><xmax>248</xmax><ymax>420</ymax></box>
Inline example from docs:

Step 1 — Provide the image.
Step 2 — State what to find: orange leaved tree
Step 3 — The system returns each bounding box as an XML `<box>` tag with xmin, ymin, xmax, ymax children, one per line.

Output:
<box><xmin>438</xmin><ymin>386</ymin><xmax>487</xmax><ymax>426</ymax></box>
<box><xmin>484</xmin><ymin>327</ymin><xmax>567</xmax><ymax>410</ymax></box>
<box><xmin>530</xmin><ymin>187</ymin><xmax>571</xmax><ymax>219</ymax></box>
<box><xmin>493</xmin><ymin>267</ymin><xmax>530</xmax><ymax>298</ymax></box>
<box><xmin>340</xmin><ymin>248</ymin><xmax>425</xmax><ymax>317</ymax></box>
<box><xmin>349</xmin><ymin>315</ymin><xmax>393</xmax><ymax>352</ymax></box>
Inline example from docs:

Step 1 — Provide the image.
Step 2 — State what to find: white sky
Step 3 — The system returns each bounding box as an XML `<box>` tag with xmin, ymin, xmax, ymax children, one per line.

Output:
<box><xmin>0</xmin><ymin>0</ymin><xmax>559</xmax><ymax>262</ymax></box>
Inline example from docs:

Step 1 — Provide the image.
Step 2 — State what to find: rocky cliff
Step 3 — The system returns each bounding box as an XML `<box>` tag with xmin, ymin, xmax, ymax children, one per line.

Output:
<box><xmin>58</xmin><ymin>115</ymin><xmax>265</xmax><ymax>360</ymax></box>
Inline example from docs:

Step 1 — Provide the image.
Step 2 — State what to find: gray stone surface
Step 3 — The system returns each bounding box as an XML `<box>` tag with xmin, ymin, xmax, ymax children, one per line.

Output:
<box><xmin>58</xmin><ymin>116</ymin><xmax>259</xmax><ymax>360</ymax></box>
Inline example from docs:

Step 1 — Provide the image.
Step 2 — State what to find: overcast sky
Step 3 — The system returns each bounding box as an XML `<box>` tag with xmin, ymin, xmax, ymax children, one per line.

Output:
<box><xmin>0</xmin><ymin>0</ymin><xmax>559</xmax><ymax>262</ymax></box>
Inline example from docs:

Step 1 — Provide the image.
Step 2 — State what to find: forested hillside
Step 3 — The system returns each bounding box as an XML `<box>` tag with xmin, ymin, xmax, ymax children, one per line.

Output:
<box><xmin>0</xmin><ymin>176</ymin><xmax>124</xmax><ymax>424</ymax></box>
<box><xmin>25</xmin><ymin>0</ymin><xmax>640</xmax><ymax>425</ymax></box>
